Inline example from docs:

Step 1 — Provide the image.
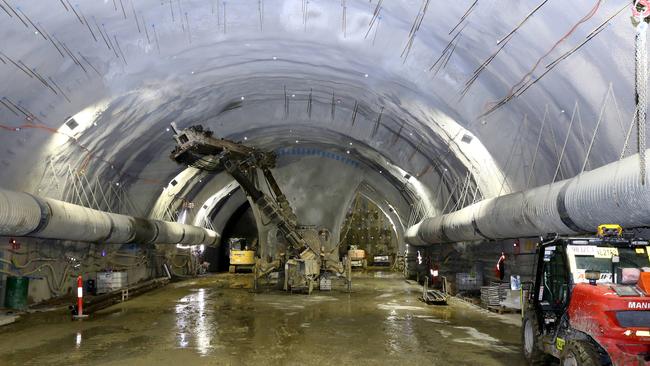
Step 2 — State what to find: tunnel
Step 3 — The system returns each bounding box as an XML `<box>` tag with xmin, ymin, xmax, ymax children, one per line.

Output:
<box><xmin>1</xmin><ymin>1</ymin><xmax>650</xmax><ymax>365</ymax></box>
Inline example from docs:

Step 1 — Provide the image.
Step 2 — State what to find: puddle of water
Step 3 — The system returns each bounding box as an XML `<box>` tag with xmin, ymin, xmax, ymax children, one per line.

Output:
<box><xmin>437</xmin><ymin>329</ymin><xmax>452</xmax><ymax>338</ymax></box>
<box><xmin>377</xmin><ymin>303</ymin><xmax>427</xmax><ymax>311</ymax></box>
<box><xmin>0</xmin><ymin>272</ymin><xmax>526</xmax><ymax>366</ymax></box>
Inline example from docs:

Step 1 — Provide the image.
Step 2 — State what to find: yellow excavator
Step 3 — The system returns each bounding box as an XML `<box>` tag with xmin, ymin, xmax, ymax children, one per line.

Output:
<box><xmin>228</xmin><ymin>238</ymin><xmax>256</xmax><ymax>273</ymax></box>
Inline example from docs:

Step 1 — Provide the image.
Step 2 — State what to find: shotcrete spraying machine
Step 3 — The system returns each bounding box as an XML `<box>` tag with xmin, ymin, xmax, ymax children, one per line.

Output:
<box><xmin>169</xmin><ymin>124</ymin><xmax>351</xmax><ymax>294</ymax></box>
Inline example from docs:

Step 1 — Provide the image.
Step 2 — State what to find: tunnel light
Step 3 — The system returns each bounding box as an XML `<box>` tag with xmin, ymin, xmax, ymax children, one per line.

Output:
<box><xmin>56</xmin><ymin>101</ymin><xmax>108</xmax><ymax>142</ymax></box>
<box><xmin>240</xmin><ymin>96</ymin><xmax>245</xmax><ymax>100</ymax></box>
<box><xmin>115</xmin><ymin>182</ymin><xmax>120</xmax><ymax>186</ymax></box>
<box><xmin>291</xmin><ymin>94</ymin><xmax>296</xmax><ymax>98</ymax></box>
<box><xmin>272</xmin><ymin>56</ymin><xmax>277</xmax><ymax>60</ymax></box>
<box><xmin>295</xmin><ymin>140</ymin><xmax>299</xmax><ymax>143</ymax></box>
<box><xmin>65</xmin><ymin>117</ymin><xmax>79</xmax><ymax>130</ymax></box>
<box><xmin>166</xmin><ymin>128</ymin><xmax>170</xmax><ymax>132</ymax></box>
<box><xmin>364</xmin><ymin>73</ymin><xmax>369</xmax><ymax>78</ymax></box>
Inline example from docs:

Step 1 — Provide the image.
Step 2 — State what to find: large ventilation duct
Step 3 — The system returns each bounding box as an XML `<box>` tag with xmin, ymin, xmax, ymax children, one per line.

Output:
<box><xmin>406</xmin><ymin>151</ymin><xmax>650</xmax><ymax>246</ymax></box>
<box><xmin>0</xmin><ymin>188</ymin><xmax>219</xmax><ymax>245</ymax></box>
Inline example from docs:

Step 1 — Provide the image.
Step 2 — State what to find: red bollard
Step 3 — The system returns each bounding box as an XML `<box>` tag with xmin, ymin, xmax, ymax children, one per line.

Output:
<box><xmin>77</xmin><ymin>276</ymin><xmax>83</xmax><ymax>315</ymax></box>
<box><xmin>73</xmin><ymin>275</ymin><xmax>88</xmax><ymax>320</ymax></box>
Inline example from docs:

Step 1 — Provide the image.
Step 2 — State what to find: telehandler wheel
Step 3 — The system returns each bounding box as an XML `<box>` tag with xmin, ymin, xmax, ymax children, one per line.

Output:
<box><xmin>560</xmin><ymin>340</ymin><xmax>602</xmax><ymax>366</ymax></box>
<box><xmin>522</xmin><ymin>312</ymin><xmax>552</xmax><ymax>365</ymax></box>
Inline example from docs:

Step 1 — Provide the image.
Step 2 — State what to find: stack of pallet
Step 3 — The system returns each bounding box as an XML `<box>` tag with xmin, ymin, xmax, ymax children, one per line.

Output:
<box><xmin>480</xmin><ymin>282</ymin><xmax>511</xmax><ymax>308</ymax></box>
<box><xmin>480</xmin><ymin>286</ymin><xmax>501</xmax><ymax>308</ymax></box>
<box><xmin>495</xmin><ymin>281</ymin><xmax>511</xmax><ymax>301</ymax></box>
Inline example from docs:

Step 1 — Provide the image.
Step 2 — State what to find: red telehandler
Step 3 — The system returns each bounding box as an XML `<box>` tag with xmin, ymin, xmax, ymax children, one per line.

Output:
<box><xmin>523</xmin><ymin>225</ymin><xmax>650</xmax><ymax>365</ymax></box>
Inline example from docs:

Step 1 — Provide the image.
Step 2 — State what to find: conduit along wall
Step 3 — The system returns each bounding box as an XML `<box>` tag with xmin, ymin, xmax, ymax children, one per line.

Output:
<box><xmin>0</xmin><ymin>188</ymin><xmax>219</xmax><ymax>245</ymax></box>
<box><xmin>406</xmin><ymin>150</ymin><xmax>650</xmax><ymax>245</ymax></box>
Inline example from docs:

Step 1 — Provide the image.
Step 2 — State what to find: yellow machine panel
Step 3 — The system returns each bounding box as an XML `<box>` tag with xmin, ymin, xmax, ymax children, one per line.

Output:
<box><xmin>230</xmin><ymin>250</ymin><xmax>255</xmax><ymax>265</ymax></box>
<box><xmin>597</xmin><ymin>224</ymin><xmax>622</xmax><ymax>237</ymax></box>
<box><xmin>348</xmin><ymin>249</ymin><xmax>365</xmax><ymax>260</ymax></box>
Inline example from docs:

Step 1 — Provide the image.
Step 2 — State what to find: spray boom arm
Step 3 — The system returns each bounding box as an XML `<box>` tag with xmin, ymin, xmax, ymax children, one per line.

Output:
<box><xmin>169</xmin><ymin>123</ymin><xmax>308</xmax><ymax>253</ymax></box>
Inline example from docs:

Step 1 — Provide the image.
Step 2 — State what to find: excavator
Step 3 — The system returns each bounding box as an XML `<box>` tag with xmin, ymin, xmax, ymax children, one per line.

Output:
<box><xmin>169</xmin><ymin>124</ymin><xmax>351</xmax><ymax>294</ymax></box>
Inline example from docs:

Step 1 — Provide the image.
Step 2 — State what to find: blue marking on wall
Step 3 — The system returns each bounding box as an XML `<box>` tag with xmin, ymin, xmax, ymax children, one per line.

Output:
<box><xmin>276</xmin><ymin>148</ymin><xmax>361</xmax><ymax>169</ymax></box>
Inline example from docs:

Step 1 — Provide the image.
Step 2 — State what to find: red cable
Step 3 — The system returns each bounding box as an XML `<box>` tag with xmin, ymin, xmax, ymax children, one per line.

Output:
<box><xmin>486</xmin><ymin>0</ymin><xmax>603</xmax><ymax>110</ymax></box>
<box><xmin>0</xmin><ymin>122</ymin><xmax>161</xmax><ymax>184</ymax></box>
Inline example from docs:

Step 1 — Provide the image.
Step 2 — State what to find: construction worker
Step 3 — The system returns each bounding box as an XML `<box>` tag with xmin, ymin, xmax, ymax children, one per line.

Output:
<box><xmin>495</xmin><ymin>252</ymin><xmax>506</xmax><ymax>281</ymax></box>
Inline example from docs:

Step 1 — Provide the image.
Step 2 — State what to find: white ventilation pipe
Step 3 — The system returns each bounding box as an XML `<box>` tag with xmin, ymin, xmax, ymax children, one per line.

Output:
<box><xmin>406</xmin><ymin>150</ymin><xmax>650</xmax><ymax>245</ymax></box>
<box><xmin>0</xmin><ymin>188</ymin><xmax>219</xmax><ymax>245</ymax></box>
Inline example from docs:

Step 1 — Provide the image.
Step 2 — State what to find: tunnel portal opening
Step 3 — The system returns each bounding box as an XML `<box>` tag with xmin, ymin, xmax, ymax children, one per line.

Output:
<box><xmin>339</xmin><ymin>194</ymin><xmax>399</xmax><ymax>270</ymax></box>
<box><xmin>204</xmin><ymin>201</ymin><xmax>258</xmax><ymax>273</ymax></box>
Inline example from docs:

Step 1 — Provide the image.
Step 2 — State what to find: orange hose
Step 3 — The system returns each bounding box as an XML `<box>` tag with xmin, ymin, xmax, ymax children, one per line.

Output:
<box><xmin>0</xmin><ymin>122</ymin><xmax>161</xmax><ymax>184</ymax></box>
<box><xmin>485</xmin><ymin>0</ymin><xmax>603</xmax><ymax>110</ymax></box>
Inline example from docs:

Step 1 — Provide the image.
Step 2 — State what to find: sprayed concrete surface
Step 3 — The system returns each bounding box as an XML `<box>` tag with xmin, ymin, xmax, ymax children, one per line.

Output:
<box><xmin>0</xmin><ymin>272</ymin><xmax>525</xmax><ymax>365</ymax></box>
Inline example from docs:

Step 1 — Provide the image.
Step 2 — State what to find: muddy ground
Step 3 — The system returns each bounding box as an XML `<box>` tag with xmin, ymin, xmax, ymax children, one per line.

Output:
<box><xmin>0</xmin><ymin>271</ymin><xmax>527</xmax><ymax>365</ymax></box>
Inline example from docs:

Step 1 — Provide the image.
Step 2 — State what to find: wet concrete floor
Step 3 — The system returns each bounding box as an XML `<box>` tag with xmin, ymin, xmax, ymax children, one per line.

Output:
<box><xmin>0</xmin><ymin>271</ymin><xmax>526</xmax><ymax>365</ymax></box>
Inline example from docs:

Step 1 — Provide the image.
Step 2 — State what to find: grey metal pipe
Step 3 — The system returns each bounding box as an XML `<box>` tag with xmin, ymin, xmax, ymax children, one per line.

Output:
<box><xmin>406</xmin><ymin>150</ymin><xmax>650</xmax><ymax>245</ymax></box>
<box><xmin>0</xmin><ymin>188</ymin><xmax>219</xmax><ymax>245</ymax></box>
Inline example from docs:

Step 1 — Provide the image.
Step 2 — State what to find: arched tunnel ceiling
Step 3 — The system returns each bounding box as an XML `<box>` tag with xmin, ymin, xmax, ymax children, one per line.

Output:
<box><xmin>0</xmin><ymin>0</ymin><xmax>639</xmax><ymax>220</ymax></box>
